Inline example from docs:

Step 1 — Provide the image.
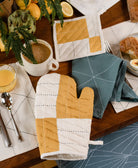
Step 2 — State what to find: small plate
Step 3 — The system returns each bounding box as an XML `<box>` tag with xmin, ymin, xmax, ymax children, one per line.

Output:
<box><xmin>120</xmin><ymin>33</ymin><xmax>138</xmax><ymax>77</ymax></box>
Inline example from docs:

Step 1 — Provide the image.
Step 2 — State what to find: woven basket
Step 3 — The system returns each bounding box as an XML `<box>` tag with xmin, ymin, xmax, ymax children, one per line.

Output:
<box><xmin>0</xmin><ymin>0</ymin><xmax>13</xmax><ymax>18</ymax></box>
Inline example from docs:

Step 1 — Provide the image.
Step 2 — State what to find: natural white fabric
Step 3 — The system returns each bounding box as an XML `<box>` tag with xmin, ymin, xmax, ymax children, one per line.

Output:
<box><xmin>0</xmin><ymin>63</ymin><xmax>37</xmax><ymax>161</ymax></box>
<box><xmin>66</xmin><ymin>0</ymin><xmax>120</xmax><ymax>15</ymax></box>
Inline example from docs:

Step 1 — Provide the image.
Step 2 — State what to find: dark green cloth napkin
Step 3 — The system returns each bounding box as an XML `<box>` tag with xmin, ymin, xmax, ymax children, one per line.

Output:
<box><xmin>72</xmin><ymin>53</ymin><xmax>138</xmax><ymax>119</ymax></box>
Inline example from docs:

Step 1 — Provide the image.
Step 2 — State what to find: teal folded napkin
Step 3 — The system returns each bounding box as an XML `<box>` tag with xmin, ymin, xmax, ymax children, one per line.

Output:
<box><xmin>72</xmin><ymin>53</ymin><xmax>138</xmax><ymax>118</ymax></box>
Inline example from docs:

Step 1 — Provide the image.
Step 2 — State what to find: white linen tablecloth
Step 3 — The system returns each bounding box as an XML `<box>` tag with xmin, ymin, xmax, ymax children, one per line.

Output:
<box><xmin>0</xmin><ymin>63</ymin><xmax>38</xmax><ymax>161</ymax></box>
<box><xmin>66</xmin><ymin>0</ymin><xmax>120</xmax><ymax>15</ymax></box>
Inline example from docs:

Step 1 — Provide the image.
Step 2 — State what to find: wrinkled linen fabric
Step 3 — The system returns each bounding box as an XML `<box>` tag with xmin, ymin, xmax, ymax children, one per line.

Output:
<box><xmin>72</xmin><ymin>53</ymin><xmax>138</xmax><ymax>118</ymax></box>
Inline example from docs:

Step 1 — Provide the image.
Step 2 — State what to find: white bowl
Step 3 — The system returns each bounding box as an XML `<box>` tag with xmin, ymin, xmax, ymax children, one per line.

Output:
<box><xmin>130</xmin><ymin>59</ymin><xmax>138</xmax><ymax>71</ymax></box>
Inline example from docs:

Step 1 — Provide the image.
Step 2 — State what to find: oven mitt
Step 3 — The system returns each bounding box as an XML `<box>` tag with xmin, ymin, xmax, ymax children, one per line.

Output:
<box><xmin>35</xmin><ymin>73</ymin><xmax>99</xmax><ymax>160</ymax></box>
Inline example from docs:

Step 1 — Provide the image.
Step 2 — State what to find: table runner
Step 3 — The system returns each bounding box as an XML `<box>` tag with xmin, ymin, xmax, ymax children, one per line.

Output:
<box><xmin>0</xmin><ymin>63</ymin><xmax>37</xmax><ymax>161</ymax></box>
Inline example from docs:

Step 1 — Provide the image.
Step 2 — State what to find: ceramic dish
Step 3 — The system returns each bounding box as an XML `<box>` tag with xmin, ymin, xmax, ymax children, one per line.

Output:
<box><xmin>120</xmin><ymin>33</ymin><xmax>138</xmax><ymax>77</ymax></box>
<box><xmin>130</xmin><ymin>59</ymin><xmax>138</xmax><ymax>71</ymax></box>
<box><xmin>0</xmin><ymin>64</ymin><xmax>16</xmax><ymax>92</ymax></box>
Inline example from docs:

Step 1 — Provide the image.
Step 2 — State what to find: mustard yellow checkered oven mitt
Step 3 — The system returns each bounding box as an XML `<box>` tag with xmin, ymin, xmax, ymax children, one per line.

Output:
<box><xmin>35</xmin><ymin>73</ymin><xmax>102</xmax><ymax>160</ymax></box>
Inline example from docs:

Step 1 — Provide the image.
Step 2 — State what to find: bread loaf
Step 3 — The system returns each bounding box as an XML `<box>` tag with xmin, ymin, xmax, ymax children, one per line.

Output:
<box><xmin>120</xmin><ymin>36</ymin><xmax>138</xmax><ymax>59</ymax></box>
<box><xmin>127</xmin><ymin>0</ymin><xmax>138</xmax><ymax>22</ymax></box>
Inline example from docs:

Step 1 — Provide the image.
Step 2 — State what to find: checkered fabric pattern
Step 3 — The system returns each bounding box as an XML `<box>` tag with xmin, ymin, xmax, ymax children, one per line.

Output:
<box><xmin>53</xmin><ymin>15</ymin><xmax>105</xmax><ymax>62</ymax></box>
<box><xmin>35</xmin><ymin>73</ymin><xmax>94</xmax><ymax>160</ymax></box>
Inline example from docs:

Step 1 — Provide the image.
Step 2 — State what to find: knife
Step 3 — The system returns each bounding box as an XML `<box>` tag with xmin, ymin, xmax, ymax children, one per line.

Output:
<box><xmin>0</xmin><ymin>113</ymin><xmax>11</xmax><ymax>147</ymax></box>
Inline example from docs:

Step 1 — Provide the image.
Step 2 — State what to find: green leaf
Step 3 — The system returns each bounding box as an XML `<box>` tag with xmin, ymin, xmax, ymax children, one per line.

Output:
<box><xmin>38</xmin><ymin>0</ymin><xmax>51</xmax><ymax>21</ymax></box>
<box><xmin>15</xmin><ymin>25</ymin><xmax>37</xmax><ymax>43</ymax></box>
<box><xmin>0</xmin><ymin>17</ymin><xmax>8</xmax><ymax>43</ymax></box>
<box><xmin>53</xmin><ymin>0</ymin><xmax>63</xmax><ymax>26</ymax></box>
<box><xmin>16</xmin><ymin>26</ymin><xmax>37</xmax><ymax>64</ymax></box>
<box><xmin>5</xmin><ymin>32</ymin><xmax>16</xmax><ymax>55</ymax></box>
<box><xmin>51</xmin><ymin>9</ymin><xmax>56</xmax><ymax>25</ymax></box>
<box><xmin>6</xmin><ymin>32</ymin><xmax>24</xmax><ymax>64</ymax></box>
<box><xmin>38</xmin><ymin>0</ymin><xmax>63</xmax><ymax>26</ymax></box>
<box><xmin>23</xmin><ymin>0</ymin><xmax>29</xmax><ymax>7</ymax></box>
<box><xmin>6</xmin><ymin>25</ymin><xmax>38</xmax><ymax>64</ymax></box>
<box><xmin>0</xmin><ymin>7</ymin><xmax>3</xmax><ymax>12</ymax></box>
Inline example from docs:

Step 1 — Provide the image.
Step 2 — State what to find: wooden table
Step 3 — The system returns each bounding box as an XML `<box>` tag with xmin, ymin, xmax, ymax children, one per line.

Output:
<box><xmin>0</xmin><ymin>1</ymin><xmax>138</xmax><ymax>167</ymax></box>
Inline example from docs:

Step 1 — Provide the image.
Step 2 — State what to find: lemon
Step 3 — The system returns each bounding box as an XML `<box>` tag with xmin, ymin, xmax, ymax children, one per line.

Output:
<box><xmin>15</xmin><ymin>0</ymin><xmax>31</xmax><ymax>9</ymax></box>
<box><xmin>26</xmin><ymin>3</ymin><xmax>41</xmax><ymax>20</ymax></box>
<box><xmin>60</xmin><ymin>1</ymin><xmax>73</xmax><ymax>18</ymax></box>
<box><xmin>0</xmin><ymin>38</ymin><xmax>5</xmax><ymax>52</ymax></box>
<box><xmin>45</xmin><ymin>0</ymin><xmax>52</xmax><ymax>15</ymax></box>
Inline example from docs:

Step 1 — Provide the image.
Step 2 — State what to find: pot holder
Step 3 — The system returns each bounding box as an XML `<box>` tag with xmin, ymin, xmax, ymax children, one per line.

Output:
<box><xmin>53</xmin><ymin>15</ymin><xmax>105</xmax><ymax>62</ymax></box>
<box><xmin>35</xmin><ymin>73</ymin><xmax>102</xmax><ymax>160</ymax></box>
